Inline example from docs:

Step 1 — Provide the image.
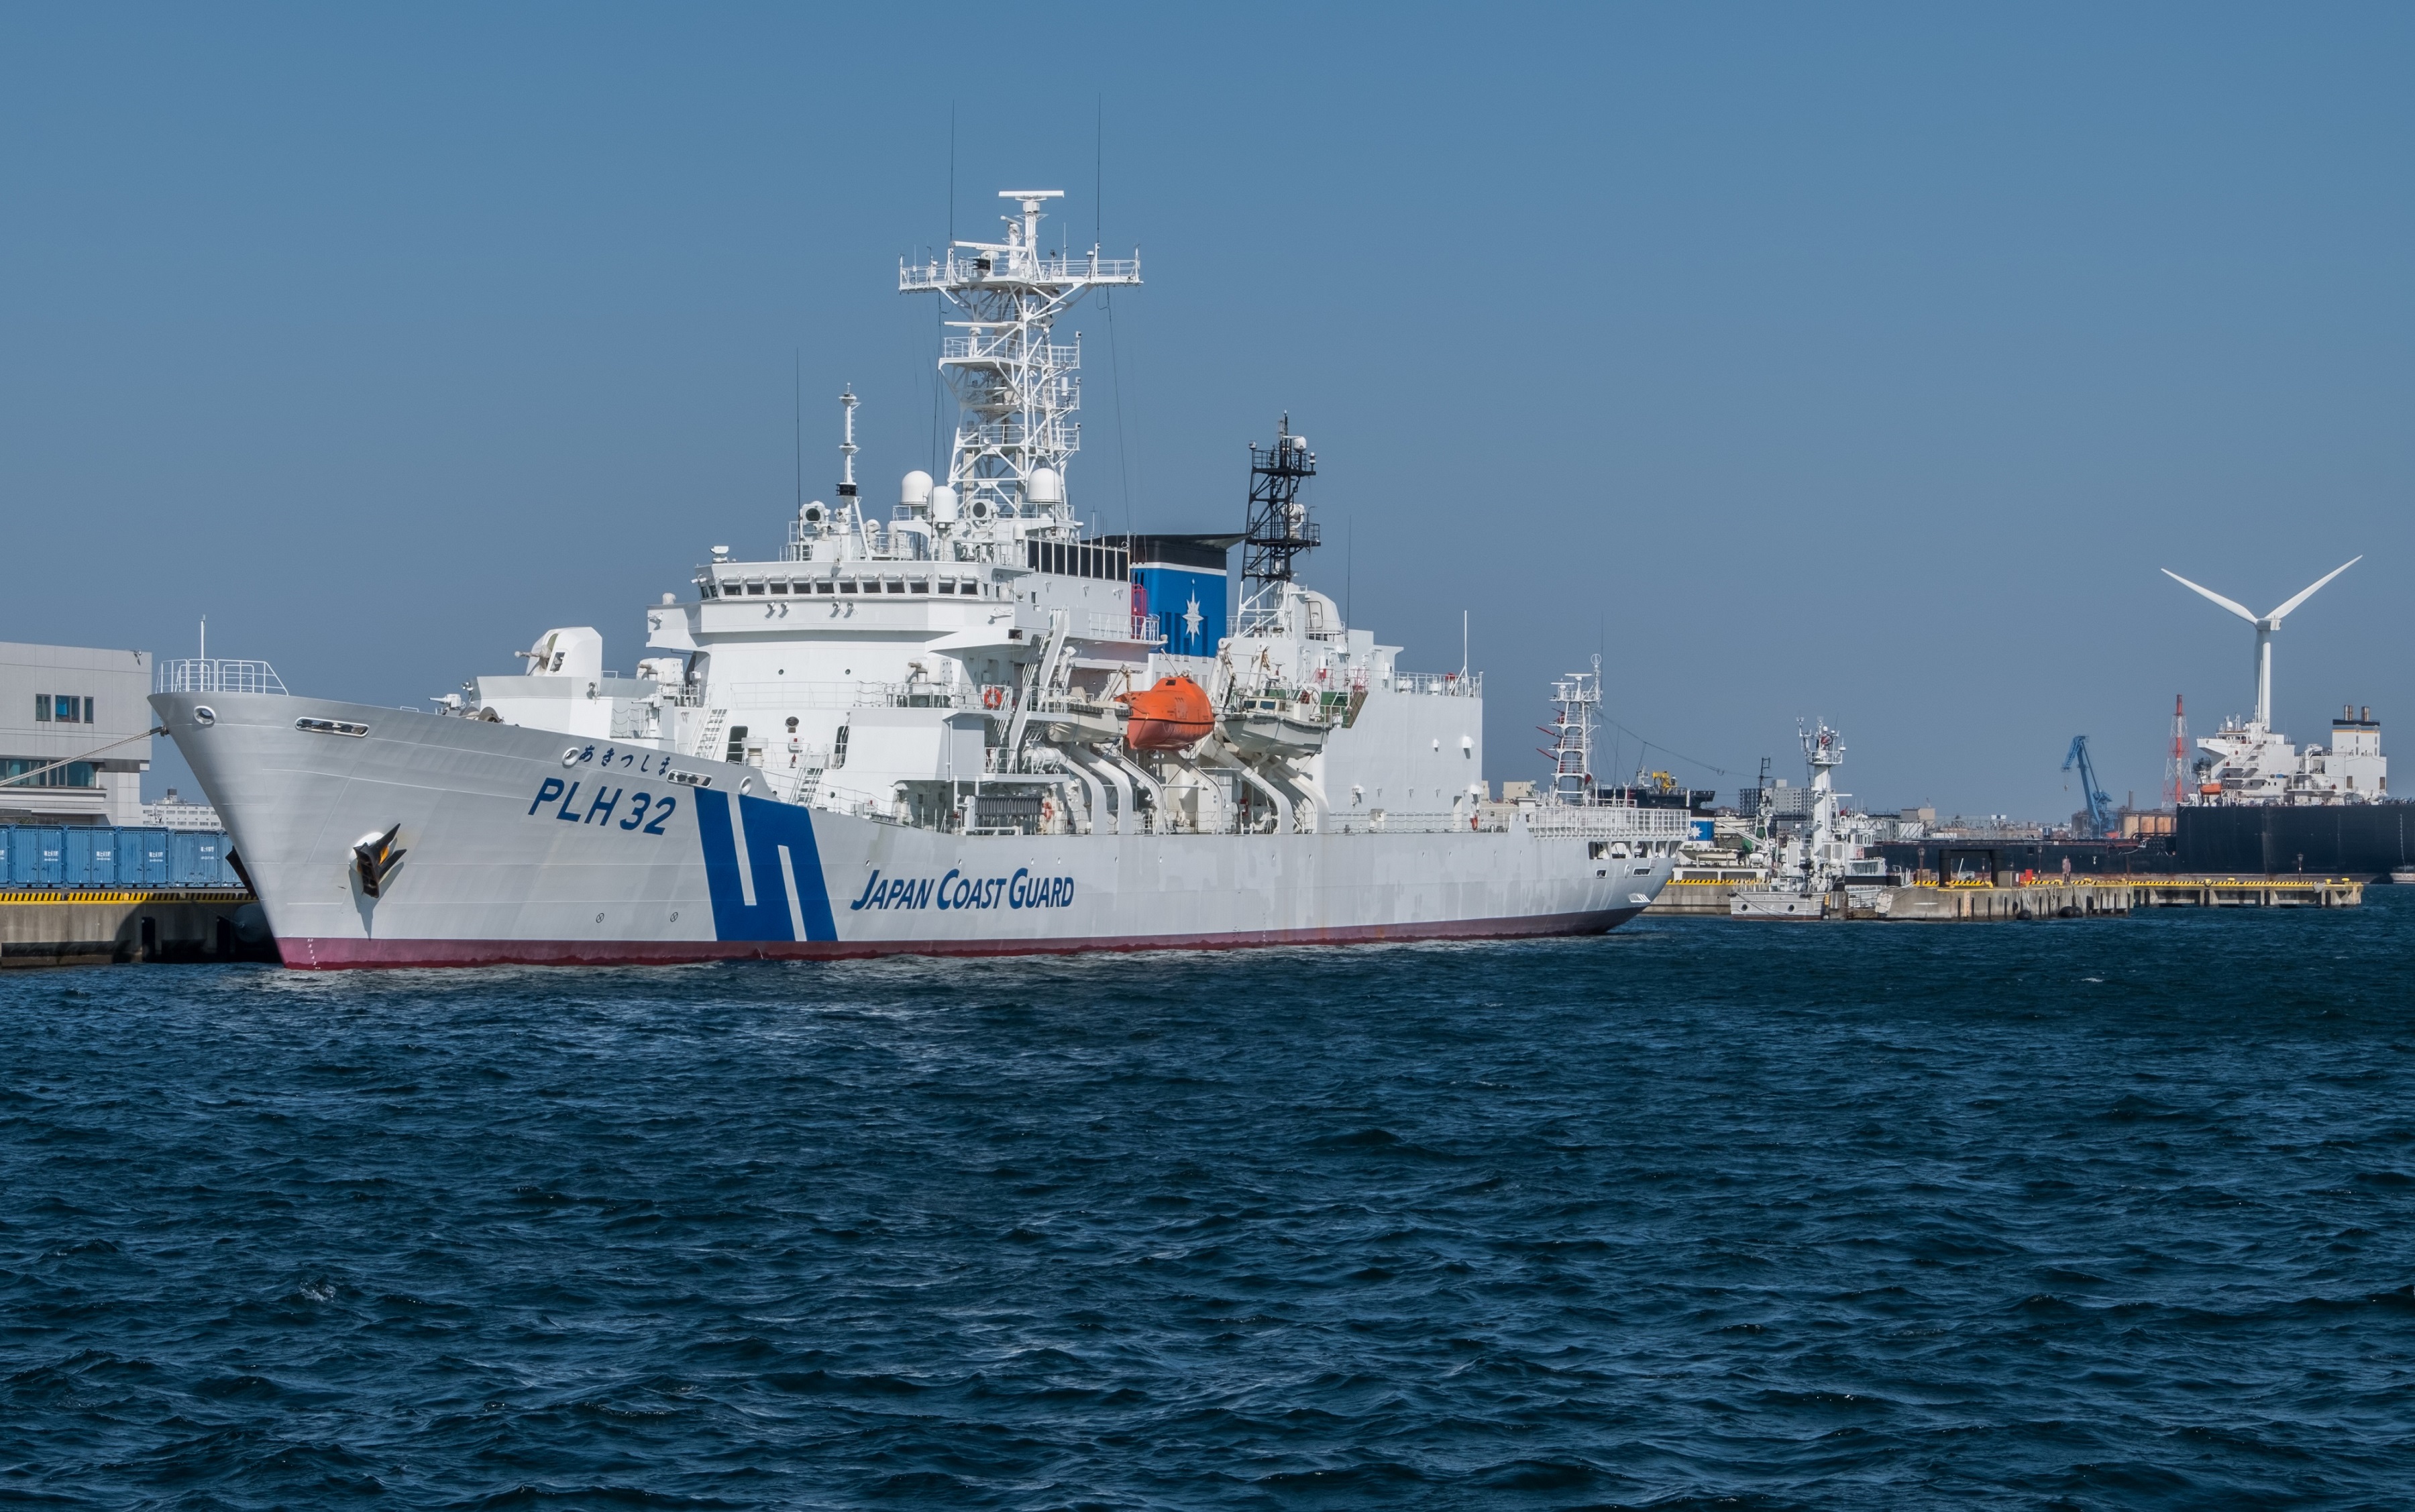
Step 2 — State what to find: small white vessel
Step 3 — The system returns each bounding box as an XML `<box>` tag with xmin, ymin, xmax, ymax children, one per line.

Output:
<box><xmin>156</xmin><ymin>191</ymin><xmax>1685</xmax><ymax>967</ymax></box>
<box><xmin>1731</xmin><ymin>722</ymin><xmax>1888</xmax><ymax>920</ymax></box>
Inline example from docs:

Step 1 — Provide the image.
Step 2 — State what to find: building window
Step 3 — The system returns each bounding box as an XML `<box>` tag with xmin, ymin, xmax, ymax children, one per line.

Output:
<box><xmin>32</xmin><ymin>694</ymin><xmax>89</xmax><ymax>724</ymax></box>
<box><xmin>1</xmin><ymin>758</ymin><xmax>95</xmax><ymax>787</ymax></box>
<box><xmin>33</xmin><ymin>696</ymin><xmax>47</xmax><ymax>723</ymax></box>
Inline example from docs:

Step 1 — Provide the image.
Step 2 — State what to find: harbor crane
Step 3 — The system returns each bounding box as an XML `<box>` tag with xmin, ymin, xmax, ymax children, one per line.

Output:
<box><xmin>2062</xmin><ymin>735</ymin><xmax>2116</xmax><ymax>839</ymax></box>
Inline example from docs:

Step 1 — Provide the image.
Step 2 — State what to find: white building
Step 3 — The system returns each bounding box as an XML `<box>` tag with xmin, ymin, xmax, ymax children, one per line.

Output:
<box><xmin>0</xmin><ymin>642</ymin><xmax>152</xmax><ymax>825</ymax></box>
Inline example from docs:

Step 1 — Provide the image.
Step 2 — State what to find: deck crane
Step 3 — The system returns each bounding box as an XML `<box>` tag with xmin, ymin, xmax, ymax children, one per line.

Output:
<box><xmin>2062</xmin><ymin>735</ymin><xmax>2116</xmax><ymax>839</ymax></box>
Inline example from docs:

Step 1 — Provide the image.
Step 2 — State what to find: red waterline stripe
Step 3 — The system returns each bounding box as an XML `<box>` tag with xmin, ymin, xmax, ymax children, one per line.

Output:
<box><xmin>276</xmin><ymin>909</ymin><xmax>1644</xmax><ymax>970</ymax></box>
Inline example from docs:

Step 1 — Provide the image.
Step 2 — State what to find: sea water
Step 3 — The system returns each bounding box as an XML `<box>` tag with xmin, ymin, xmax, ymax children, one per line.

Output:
<box><xmin>5</xmin><ymin>894</ymin><xmax>2412</xmax><ymax>1507</ymax></box>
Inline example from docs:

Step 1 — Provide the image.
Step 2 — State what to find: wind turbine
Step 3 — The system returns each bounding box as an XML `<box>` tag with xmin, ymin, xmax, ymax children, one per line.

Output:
<box><xmin>2161</xmin><ymin>557</ymin><xmax>2361</xmax><ymax>729</ymax></box>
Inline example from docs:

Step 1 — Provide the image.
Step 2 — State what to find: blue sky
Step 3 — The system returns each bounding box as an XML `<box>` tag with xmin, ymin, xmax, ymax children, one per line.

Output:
<box><xmin>4</xmin><ymin>5</ymin><xmax>2409</xmax><ymax>816</ymax></box>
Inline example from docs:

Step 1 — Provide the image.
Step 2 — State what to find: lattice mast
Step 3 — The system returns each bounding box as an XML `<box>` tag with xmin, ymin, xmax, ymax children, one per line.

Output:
<box><xmin>2165</xmin><ymin>694</ymin><xmax>2188</xmax><ymax>810</ymax></box>
<box><xmin>1239</xmin><ymin>417</ymin><xmax>1320</xmax><ymax>631</ymax></box>
<box><xmin>1538</xmin><ymin>660</ymin><xmax>1601</xmax><ymax>804</ymax></box>
<box><xmin>838</xmin><ymin>386</ymin><xmax>859</xmax><ymax>496</ymax></box>
<box><xmin>899</xmin><ymin>192</ymin><xmax>1140</xmax><ymax>539</ymax></box>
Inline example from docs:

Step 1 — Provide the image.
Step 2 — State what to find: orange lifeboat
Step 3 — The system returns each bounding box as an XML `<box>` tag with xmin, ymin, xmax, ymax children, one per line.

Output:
<box><xmin>1118</xmin><ymin>676</ymin><xmax>1216</xmax><ymax>751</ymax></box>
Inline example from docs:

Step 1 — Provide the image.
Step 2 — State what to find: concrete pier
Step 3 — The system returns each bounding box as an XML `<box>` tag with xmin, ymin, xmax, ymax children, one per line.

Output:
<box><xmin>1688</xmin><ymin>875</ymin><xmax>2363</xmax><ymax>922</ymax></box>
<box><xmin>0</xmin><ymin>889</ymin><xmax>271</xmax><ymax>967</ymax></box>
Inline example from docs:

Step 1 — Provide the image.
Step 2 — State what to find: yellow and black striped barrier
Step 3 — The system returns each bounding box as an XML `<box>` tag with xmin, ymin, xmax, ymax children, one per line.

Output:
<box><xmin>0</xmin><ymin>889</ymin><xmax>254</xmax><ymax>906</ymax></box>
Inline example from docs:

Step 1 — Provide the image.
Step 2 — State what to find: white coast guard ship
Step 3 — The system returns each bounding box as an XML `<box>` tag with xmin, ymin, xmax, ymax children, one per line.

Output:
<box><xmin>153</xmin><ymin>191</ymin><xmax>1682</xmax><ymax>967</ymax></box>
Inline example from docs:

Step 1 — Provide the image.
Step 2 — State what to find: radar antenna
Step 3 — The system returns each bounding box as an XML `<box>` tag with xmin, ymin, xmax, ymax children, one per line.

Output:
<box><xmin>1239</xmin><ymin>415</ymin><xmax>1318</xmax><ymax>629</ymax></box>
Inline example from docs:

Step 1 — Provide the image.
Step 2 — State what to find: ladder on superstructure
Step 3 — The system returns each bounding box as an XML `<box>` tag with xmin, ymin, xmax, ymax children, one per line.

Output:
<box><xmin>1238</xmin><ymin>415</ymin><xmax>1318</xmax><ymax>632</ymax></box>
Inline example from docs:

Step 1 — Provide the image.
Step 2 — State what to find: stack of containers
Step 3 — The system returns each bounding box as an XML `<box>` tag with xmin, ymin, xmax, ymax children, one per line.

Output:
<box><xmin>0</xmin><ymin>826</ymin><xmax>241</xmax><ymax>889</ymax></box>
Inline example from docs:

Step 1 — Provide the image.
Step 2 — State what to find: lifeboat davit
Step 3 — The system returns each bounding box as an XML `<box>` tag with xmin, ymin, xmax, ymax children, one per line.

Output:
<box><xmin>1118</xmin><ymin>676</ymin><xmax>1216</xmax><ymax>751</ymax></box>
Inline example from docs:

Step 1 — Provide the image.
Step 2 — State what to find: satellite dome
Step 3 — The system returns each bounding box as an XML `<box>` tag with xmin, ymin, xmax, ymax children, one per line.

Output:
<box><xmin>1026</xmin><ymin>467</ymin><xmax>1063</xmax><ymax>506</ymax></box>
<box><xmin>930</xmin><ymin>484</ymin><xmax>959</xmax><ymax>523</ymax></box>
<box><xmin>900</xmin><ymin>470</ymin><xmax>934</xmax><ymax>510</ymax></box>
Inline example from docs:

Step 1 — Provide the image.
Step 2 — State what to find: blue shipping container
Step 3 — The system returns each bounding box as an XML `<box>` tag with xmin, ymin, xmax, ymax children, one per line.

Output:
<box><xmin>125</xmin><ymin>828</ymin><xmax>170</xmax><ymax>887</ymax></box>
<box><xmin>63</xmin><ymin>828</ymin><xmax>103</xmax><ymax>887</ymax></box>
<box><xmin>196</xmin><ymin>832</ymin><xmax>231</xmax><ymax>887</ymax></box>
<box><xmin>167</xmin><ymin>830</ymin><xmax>235</xmax><ymax>888</ymax></box>
<box><xmin>6</xmin><ymin>827</ymin><xmax>62</xmax><ymax>886</ymax></box>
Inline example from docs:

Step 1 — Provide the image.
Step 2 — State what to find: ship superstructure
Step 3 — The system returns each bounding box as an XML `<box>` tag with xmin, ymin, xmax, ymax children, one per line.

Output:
<box><xmin>154</xmin><ymin>191</ymin><xmax>1684</xmax><ymax>967</ymax></box>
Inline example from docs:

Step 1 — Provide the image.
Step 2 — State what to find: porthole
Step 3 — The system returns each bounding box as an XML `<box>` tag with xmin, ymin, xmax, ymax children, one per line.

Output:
<box><xmin>193</xmin><ymin>706</ymin><xmax>217</xmax><ymax>726</ymax></box>
<box><xmin>561</xmin><ymin>747</ymin><xmax>580</xmax><ymax>767</ymax></box>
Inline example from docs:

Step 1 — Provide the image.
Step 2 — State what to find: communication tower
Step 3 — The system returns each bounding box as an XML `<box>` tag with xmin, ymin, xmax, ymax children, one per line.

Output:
<box><xmin>1239</xmin><ymin>415</ymin><xmax>1318</xmax><ymax>629</ymax></box>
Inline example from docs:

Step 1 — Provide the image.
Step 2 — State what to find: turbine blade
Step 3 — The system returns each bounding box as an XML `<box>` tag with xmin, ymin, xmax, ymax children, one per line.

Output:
<box><xmin>2266</xmin><ymin>555</ymin><xmax>2362</xmax><ymax>623</ymax></box>
<box><xmin>2160</xmin><ymin>569</ymin><xmax>2259</xmax><ymax>625</ymax></box>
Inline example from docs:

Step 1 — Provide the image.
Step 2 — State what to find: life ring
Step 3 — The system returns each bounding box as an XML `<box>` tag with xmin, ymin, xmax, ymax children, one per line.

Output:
<box><xmin>982</xmin><ymin>686</ymin><xmax>1005</xmax><ymax>710</ymax></box>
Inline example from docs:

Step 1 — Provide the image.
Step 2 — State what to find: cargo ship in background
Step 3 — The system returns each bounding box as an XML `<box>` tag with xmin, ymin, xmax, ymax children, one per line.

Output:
<box><xmin>1873</xmin><ymin>559</ymin><xmax>2410</xmax><ymax>881</ymax></box>
<box><xmin>154</xmin><ymin>191</ymin><xmax>1684</xmax><ymax>967</ymax></box>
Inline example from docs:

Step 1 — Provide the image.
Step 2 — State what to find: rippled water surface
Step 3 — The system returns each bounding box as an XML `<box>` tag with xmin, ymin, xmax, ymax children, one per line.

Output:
<box><xmin>6</xmin><ymin>894</ymin><xmax>2414</xmax><ymax>1509</ymax></box>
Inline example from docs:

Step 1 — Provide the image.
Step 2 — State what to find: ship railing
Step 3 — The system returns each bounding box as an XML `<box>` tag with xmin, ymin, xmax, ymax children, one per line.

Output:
<box><xmin>717</xmin><ymin>680</ymin><xmax>973</xmax><ymax>710</ymax></box>
<box><xmin>154</xmin><ymin>658</ymin><xmax>288</xmax><ymax>696</ymax></box>
<box><xmin>1323</xmin><ymin>809</ymin><xmax>1501</xmax><ymax>836</ymax></box>
<box><xmin>1077</xmin><ymin>610</ymin><xmax>1161</xmax><ymax>643</ymax></box>
<box><xmin>959</xmin><ymin>419</ymin><xmax>1079</xmax><ymax>452</ymax></box>
<box><xmin>1521</xmin><ymin>805</ymin><xmax>1696</xmax><ymax>841</ymax></box>
<box><xmin>1389</xmin><ymin>671</ymin><xmax>1482</xmax><ymax>698</ymax></box>
<box><xmin>809</xmin><ymin>779</ymin><xmax>905</xmax><ymax>824</ymax></box>
<box><xmin>900</xmin><ymin>253</ymin><xmax>1140</xmax><ymax>290</ymax></box>
<box><xmin>939</xmin><ymin>335</ymin><xmax>1081</xmax><ymax>368</ymax></box>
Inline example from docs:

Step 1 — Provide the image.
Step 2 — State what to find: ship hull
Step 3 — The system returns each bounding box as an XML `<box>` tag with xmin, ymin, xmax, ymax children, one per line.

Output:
<box><xmin>157</xmin><ymin>692</ymin><xmax>1668</xmax><ymax>969</ymax></box>
<box><xmin>2176</xmin><ymin>803</ymin><xmax>2415</xmax><ymax>879</ymax></box>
